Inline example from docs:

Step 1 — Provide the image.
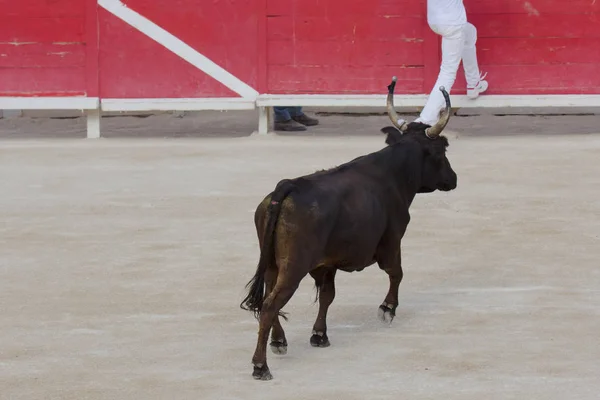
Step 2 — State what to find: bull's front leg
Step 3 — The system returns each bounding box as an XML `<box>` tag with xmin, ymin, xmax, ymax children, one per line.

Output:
<box><xmin>376</xmin><ymin>249</ymin><xmax>403</xmax><ymax>324</ymax></box>
<box><xmin>309</xmin><ymin>267</ymin><xmax>337</xmax><ymax>347</ymax></box>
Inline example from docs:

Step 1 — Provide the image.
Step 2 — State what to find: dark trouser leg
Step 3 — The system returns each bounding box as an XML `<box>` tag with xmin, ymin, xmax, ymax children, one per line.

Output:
<box><xmin>274</xmin><ymin>106</ymin><xmax>291</xmax><ymax>122</ymax></box>
<box><xmin>287</xmin><ymin>106</ymin><xmax>303</xmax><ymax>118</ymax></box>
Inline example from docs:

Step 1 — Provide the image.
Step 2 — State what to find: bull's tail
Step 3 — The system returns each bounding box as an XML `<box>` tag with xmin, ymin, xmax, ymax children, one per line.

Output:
<box><xmin>240</xmin><ymin>181</ymin><xmax>295</xmax><ymax>321</ymax></box>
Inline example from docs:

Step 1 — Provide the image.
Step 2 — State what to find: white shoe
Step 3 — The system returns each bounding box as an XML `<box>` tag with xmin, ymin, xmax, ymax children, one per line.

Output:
<box><xmin>467</xmin><ymin>72</ymin><xmax>488</xmax><ymax>99</ymax></box>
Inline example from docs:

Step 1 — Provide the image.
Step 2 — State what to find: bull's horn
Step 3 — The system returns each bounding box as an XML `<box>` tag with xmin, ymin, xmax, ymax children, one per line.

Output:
<box><xmin>386</xmin><ymin>76</ymin><xmax>408</xmax><ymax>132</ymax></box>
<box><xmin>425</xmin><ymin>86</ymin><xmax>451</xmax><ymax>138</ymax></box>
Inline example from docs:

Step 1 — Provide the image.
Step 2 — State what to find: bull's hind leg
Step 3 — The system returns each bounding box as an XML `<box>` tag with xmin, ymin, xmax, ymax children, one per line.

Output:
<box><xmin>265</xmin><ymin>268</ymin><xmax>288</xmax><ymax>355</ymax></box>
<box><xmin>251</xmin><ymin>272</ymin><xmax>305</xmax><ymax>380</ymax></box>
<box><xmin>270</xmin><ymin>317</ymin><xmax>287</xmax><ymax>355</ymax></box>
<box><xmin>376</xmin><ymin>248</ymin><xmax>404</xmax><ymax>324</ymax></box>
<box><xmin>309</xmin><ymin>267</ymin><xmax>337</xmax><ymax>347</ymax></box>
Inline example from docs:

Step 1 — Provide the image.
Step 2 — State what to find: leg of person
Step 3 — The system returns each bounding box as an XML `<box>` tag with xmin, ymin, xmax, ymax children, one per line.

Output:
<box><xmin>288</xmin><ymin>106</ymin><xmax>319</xmax><ymax>127</ymax></box>
<box><xmin>462</xmin><ymin>22</ymin><xmax>488</xmax><ymax>99</ymax></box>
<box><xmin>417</xmin><ymin>24</ymin><xmax>465</xmax><ymax>126</ymax></box>
<box><xmin>274</xmin><ymin>106</ymin><xmax>306</xmax><ymax>131</ymax></box>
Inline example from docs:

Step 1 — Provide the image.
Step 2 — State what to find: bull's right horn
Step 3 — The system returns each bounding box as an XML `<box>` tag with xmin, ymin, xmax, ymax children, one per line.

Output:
<box><xmin>425</xmin><ymin>86</ymin><xmax>452</xmax><ymax>138</ymax></box>
<box><xmin>386</xmin><ymin>76</ymin><xmax>408</xmax><ymax>132</ymax></box>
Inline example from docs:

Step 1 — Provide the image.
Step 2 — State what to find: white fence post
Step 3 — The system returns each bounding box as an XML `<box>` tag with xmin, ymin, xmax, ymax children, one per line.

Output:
<box><xmin>257</xmin><ymin>106</ymin><xmax>273</xmax><ymax>135</ymax></box>
<box><xmin>86</xmin><ymin>108</ymin><xmax>101</xmax><ymax>139</ymax></box>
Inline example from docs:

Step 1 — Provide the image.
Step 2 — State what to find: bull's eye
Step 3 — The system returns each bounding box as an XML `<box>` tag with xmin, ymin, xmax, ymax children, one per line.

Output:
<box><xmin>431</xmin><ymin>154</ymin><xmax>444</xmax><ymax>167</ymax></box>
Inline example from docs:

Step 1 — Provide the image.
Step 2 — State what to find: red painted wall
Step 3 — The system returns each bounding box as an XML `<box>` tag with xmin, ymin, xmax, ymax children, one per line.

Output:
<box><xmin>454</xmin><ymin>0</ymin><xmax>600</xmax><ymax>94</ymax></box>
<box><xmin>0</xmin><ymin>0</ymin><xmax>98</xmax><ymax>97</ymax></box>
<box><xmin>98</xmin><ymin>0</ymin><xmax>259</xmax><ymax>98</ymax></box>
<box><xmin>0</xmin><ymin>0</ymin><xmax>598</xmax><ymax>99</ymax></box>
<box><xmin>264</xmin><ymin>0</ymin><xmax>600</xmax><ymax>95</ymax></box>
<box><xmin>265</xmin><ymin>0</ymin><xmax>432</xmax><ymax>94</ymax></box>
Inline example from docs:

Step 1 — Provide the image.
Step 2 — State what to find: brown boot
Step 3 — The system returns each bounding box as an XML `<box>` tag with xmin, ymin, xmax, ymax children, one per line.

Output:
<box><xmin>274</xmin><ymin>119</ymin><xmax>307</xmax><ymax>131</ymax></box>
<box><xmin>292</xmin><ymin>113</ymin><xmax>319</xmax><ymax>126</ymax></box>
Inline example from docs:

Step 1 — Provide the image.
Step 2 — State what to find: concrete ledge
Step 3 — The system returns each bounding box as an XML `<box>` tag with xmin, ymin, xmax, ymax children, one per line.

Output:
<box><xmin>0</xmin><ymin>97</ymin><xmax>99</xmax><ymax>110</ymax></box>
<box><xmin>256</xmin><ymin>94</ymin><xmax>600</xmax><ymax>108</ymax></box>
<box><xmin>3</xmin><ymin>94</ymin><xmax>600</xmax><ymax>138</ymax></box>
<box><xmin>101</xmin><ymin>98</ymin><xmax>255</xmax><ymax>112</ymax></box>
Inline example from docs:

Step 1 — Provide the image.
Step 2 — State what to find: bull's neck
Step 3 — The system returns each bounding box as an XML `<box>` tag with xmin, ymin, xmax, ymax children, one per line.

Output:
<box><xmin>385</xmin><ymin>142</ymin><xmax>424</xmax><ymax>203</ymax></box>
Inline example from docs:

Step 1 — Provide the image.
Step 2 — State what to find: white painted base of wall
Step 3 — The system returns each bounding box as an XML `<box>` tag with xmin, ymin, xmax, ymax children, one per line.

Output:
<box><xmin>2</xmin><ymin>95</ymin><xmax>600</xmax><ymax>138</ymax></box>
<box><xmin>256</xmin><ymin>94</ymin><xmax>600</xmax><ymax>108</ymax></box>
<box><xmin>101</xmin><ymin>98</ymin><xmax>255</xmax><ymax>112</ymax></box>
<box><xmin>0</xmin><ymin>97</ymin><xmax>101</xmax><ymax>138</ymax></box>
<box><xmin>0</xmin><ymin>97</ymin><xmax>99</xmax><ymax>110</ymax></box>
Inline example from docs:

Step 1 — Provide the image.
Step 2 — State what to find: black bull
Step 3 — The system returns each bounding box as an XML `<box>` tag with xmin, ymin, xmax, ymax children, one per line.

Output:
<box><xmin>240</xmin><ymin>78</ymin><xmax>458</xmax><ymax>380</ymax></box>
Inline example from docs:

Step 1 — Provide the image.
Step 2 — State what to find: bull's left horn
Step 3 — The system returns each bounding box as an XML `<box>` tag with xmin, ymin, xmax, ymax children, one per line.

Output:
<box><xmin>386</xmin><ymin>76</ymin><xmax>408</xmax><ymax>132</ymax></box>
<box><xmin>425</xmin><ymin>86</ymin><xmax>452</xmax><ymax>138</ymax></box>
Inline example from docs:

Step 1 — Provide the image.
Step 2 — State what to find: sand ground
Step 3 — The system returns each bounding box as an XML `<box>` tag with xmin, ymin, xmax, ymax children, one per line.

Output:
<box><xmin>0</xmin><ymin>112</ymin><xmax>599</xmax><ymax>399</ymax></box>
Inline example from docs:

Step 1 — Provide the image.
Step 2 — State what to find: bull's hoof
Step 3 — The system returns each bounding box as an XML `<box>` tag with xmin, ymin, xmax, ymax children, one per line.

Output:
<box><xmin>378</xmin><ymin>303</ymin><xmax>396</xmax><ymax>324</ymax></box>
<box><xmin>310</xmin><ymin>332</ymin><xmax>330</xmax><ymax>348</ymax></box>
<box><xmin>252</xmin><ymin>363</ymin><xmax>273</xmax><ymax>381</ymax></box>
<box><xmin>270</xmin><ymin>338</ymin><xmax>288</xmax><ymax>355</ymax></box>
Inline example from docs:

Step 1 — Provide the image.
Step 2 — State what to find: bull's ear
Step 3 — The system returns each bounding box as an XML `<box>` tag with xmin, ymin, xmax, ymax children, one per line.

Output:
<box><xmin>381</xmin><ymin>126</ymin><xmax>403</xmax><ymax>145</ymax></box>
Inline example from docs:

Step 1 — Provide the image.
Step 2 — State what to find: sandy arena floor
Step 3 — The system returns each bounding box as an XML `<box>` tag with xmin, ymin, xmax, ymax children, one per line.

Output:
<box><xmin>1</xmin><ymin>113</ymin><xmax>599</xmax><ymax>399</ymax></box>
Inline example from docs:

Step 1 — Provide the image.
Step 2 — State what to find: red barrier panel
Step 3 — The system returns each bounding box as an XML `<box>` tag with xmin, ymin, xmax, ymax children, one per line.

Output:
<box><xmin>264</xmin><ymin>0</ymin><xmax>434</xmax><ymax>94</ymax></box>
<box><xmin>99</xmin><ymin>0</ymin><xmax>259</xmax><ymax>98</ymax></box>
<box><xmin>2</xmin><ymin>0</ymin><xmax>599</xmax><ymax>98</ymax></box>
<box><xmin>0</xmin><ymin>0</ymin><xmax>98</xmax><ymax>97</ymax></box>
<box><xmin>456</xmin><ymin>0</ymin><xmax>600</xmax><ymax>94</ymax></box>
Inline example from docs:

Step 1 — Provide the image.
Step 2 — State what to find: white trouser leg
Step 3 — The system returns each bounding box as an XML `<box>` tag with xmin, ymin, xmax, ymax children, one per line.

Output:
<box><xmin>418</xmin><ymin>24</ymin><xmax>464</xmax><ymax>126</ymax></box>
<box><xmin>461</xmin><ymin>22</ymin><xmax>482</xmax><ymax>88</ymax></box>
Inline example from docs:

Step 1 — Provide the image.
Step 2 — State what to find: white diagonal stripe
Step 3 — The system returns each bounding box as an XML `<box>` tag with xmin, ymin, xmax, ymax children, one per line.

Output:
<box><xmin>98</xmin><ymin>0</ymin><xmax>259</xmax><ymax>99</ymax></box>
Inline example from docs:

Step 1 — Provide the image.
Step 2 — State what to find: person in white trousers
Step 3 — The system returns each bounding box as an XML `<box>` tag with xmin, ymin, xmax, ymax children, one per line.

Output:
<box><xmin>415</xmin><ymin>0</ymin><xmax>488</xmax><ymax>126</ymax></box>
